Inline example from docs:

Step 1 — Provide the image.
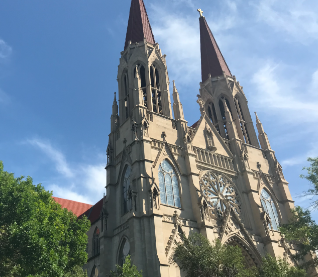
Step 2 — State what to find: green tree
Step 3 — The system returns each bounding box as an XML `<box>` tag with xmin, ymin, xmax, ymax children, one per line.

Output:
<box><xmin>300</xmin><ymin>157</ymin><xmax>318</xmax><ymax>209</ymax></box>
<box><xmin>64</xmin><ymin>266</ymin><xmax>87</xmax><ymax>277</ymax></box>
<box><xmin>279</xmin><ymin>206</ymin><xmax>318</xmax><ymax>269</ymax></box>
<box><xmin>257</xmin><ymin>255</ymin><xmax>306</xmax><ymax>277</ymax></box>
<box><xmin>110</xmin><ymin>255</ymin><xmax>142</xmax><ymax>277</ymax></box>
<box><xmin>0</xmin><ymin>162</ymin><xmax>91</xmax><ymax>277</ymax></box>
<box><xmin>172</xmin><ymin>232</ymin><xmax>256</xmax><ymax>277</ymax></box>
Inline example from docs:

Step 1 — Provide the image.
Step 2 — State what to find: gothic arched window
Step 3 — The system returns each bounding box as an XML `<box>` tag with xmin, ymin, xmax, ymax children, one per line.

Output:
<box><xmin>92</xmin><ymin>227</ymin><xmax>100</xmax><ymax>256</ymax></box>
<box><xmin>158</xmin><ymin>160</ymin><xmax>181</xmax><ymax>208</ymax></box>
<box><xmin>123</xmin><ymin>165</ymin><xmax>132</xmax><ymax>214</ymax></box>
<box><xmin>234</xmin><ymin>96</ymin><xmax>251</xmax><ymax>144</ymax></box>
<box><xmin>207</xmin><ymin>102</ymin><xmax>220</xmax><ymax>135</ymax></box>
<box><xmin>260</xmin><ymin>189</ymin><xmax>279</xmax><ymax>230</ymax></box>
<box><xmin>118</xmin><ymin>238</ymin><xmax>130</xmax><ymax>266</ymax></box>
<box><xmin>123</xmin><ymin>73</ymin><xmax>129</xmax><ymax>119</ymax></box>
<box><xmin>150</xmin><ymin>65</ymin><xmax>162</xmax><ymax>114</ymax></box>
<box><xmin>134</xmin><ymin>64</ymin><xmax>147</xmax><ymax>108</ymax></box>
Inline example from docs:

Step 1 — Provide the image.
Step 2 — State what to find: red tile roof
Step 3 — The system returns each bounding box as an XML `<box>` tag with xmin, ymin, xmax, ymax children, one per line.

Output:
<box><xmin>53</xmin><ymin>197</ymin><xmax>92</xmax><ymax>217</ymax></box>
<box><xmin>199</xmin><ymin>16</ymin><xmax>231</xmax><ymax>82</ymax></box>
<box><xmin>124</xmin><ymin>0</ymin><xmax>155</xmax><ymax>50</ymax></box>
<box><xmin>79</xmin><ymin>198</ymin><xmax>104</xmax><ymax>224</ymax></box>
<box><xmin>191</xmin><ymin>120</ymin><xmax>199</xmax><ymax>128</ymax></box>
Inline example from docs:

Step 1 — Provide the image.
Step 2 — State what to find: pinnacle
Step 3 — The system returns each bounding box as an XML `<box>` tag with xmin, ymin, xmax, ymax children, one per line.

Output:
<box><xmin>199</xmin><ymin>16</ymin><xmax>231</xmax><ymax>82</ymax></box>
<box><xmin>124</xmin><ymin>0</ymin><xmax>155</xmax><ymax>50</ymax></box>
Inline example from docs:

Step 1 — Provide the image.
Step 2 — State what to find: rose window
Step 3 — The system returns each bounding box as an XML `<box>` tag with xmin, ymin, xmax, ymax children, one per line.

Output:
<box><xmin>200</xmin><ymin>171</ymin><xmax>240</xmax><ymax>217</ymax></box>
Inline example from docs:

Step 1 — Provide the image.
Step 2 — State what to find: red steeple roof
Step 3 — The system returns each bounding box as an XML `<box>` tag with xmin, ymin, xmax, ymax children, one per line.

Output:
<box><xmin>124</xmin><ymin>0</ymin><xmax>155</xmax><ymax>50</ymax></box>
<box><xmin>199</xmin><ymin>16</ymin><xmax>231</xmax><ymax>82</ymax></box>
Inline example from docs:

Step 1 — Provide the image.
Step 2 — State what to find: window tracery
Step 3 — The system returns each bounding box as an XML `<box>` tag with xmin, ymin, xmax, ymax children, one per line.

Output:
<box><xmin>158</xmin><ymin>160</ymin><xmax>181</xmax><ymax>208</ymax></box>
<box><xmin>199</xmin><ymin>171</ymin><xmax>240</xmax><ymax>218</ymax></box>
<box><xmin>134</xmin><ymin>64</ymin><xmax>147</xmax><ymax>108</ymax></box>
<box><xmin>118</xmin><ymin>238</ymin><xmax>130</xmax><ymax>266</ymax></box>
<box><xmin>150</xmin><ymin>65</ymin><xmax>162</xmax><ymax>114</ymax></box>
<box><xmin>92</xmin><ymin>228</ymin><xmax>100</xmax><ymax>256</ymax></box>
<box><xmin>123</xmin><ymin>165</ymin><xmax>132</xmax><ymax>214</ymax></box>
<box><xmin>207</xmin><ymin>102</ymin><xmax>220</xmax><ymax>135</ymax></box>
<box><xmin>260</xmin><ymin>189</ymin><xmax>279</xmax><ymax>230</ymax></box>
<box><xmin>234</xmin><ymin>96</ymin><xmax>251</xmax><ymax>144</ymax></box>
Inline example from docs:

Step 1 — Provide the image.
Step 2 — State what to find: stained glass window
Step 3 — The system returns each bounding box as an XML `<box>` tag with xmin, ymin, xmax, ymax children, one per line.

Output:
<box><xmin>118</xmin><ymin>238</ymin><xmax>130</xmax><ymax>266</ymax></box>
<box><xmin>260</xmin><ymin>189</ymin><xmax>280</xmax><ymax>230</ymax></box>
<box><xmin>123</xmin><ymin>165</ymin><xmax>132</xmax><ymax>214</ymax></box>
<box><xmin>158</xmin><ymin>160</ymin><xmax>181</xmax><ymax>208</ymax></box>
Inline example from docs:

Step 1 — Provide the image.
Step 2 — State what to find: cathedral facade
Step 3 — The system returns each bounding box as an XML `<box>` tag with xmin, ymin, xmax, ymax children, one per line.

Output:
<box><xmin>82</xmin><ymin>0</ymin><xmax>301</xmax><ymax>276</ymax></box>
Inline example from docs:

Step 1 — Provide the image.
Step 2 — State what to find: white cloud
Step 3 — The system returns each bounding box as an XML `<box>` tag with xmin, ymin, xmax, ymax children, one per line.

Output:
<box><xmin>253</xmin><ymin>0</ymin><xmax>318</xmax><ymax>42</ymax></box>
<box><xmin>27</xmin><ymin>139</ymin><xmax>74</xmax><ymax>178</ymax></box>
<box><xmin>0</xmin><ymin>39</ymin><xmax>12</xmax><ymax>60</ymax></box>
<box><xmin>26</xmin><ymin>138</ymin><xmax>106</xmax><ymax>204</ymax></box>
<box><xmin>251</xmin><ymin>61</ymin><xmax>318</xmax><ymax>124</ymax></box>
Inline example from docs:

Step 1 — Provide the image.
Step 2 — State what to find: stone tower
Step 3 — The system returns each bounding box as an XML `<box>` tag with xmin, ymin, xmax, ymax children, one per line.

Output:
<box><xmin>83</xmin><ymin>2</ymin><xmax>306</xmax><ymax>277</ymax></box>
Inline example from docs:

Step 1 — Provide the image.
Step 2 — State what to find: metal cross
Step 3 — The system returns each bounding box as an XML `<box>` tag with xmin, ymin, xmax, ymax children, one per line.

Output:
<box><xmin>197</xmin><ymin>9</ymin><xmax>204</xmax><ymax>17</ymax></box>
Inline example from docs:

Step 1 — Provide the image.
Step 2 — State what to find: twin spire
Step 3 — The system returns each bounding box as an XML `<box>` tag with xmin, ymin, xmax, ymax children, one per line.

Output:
<box><xmin>198</xmin><ymin>10</ymin><xmax>232</xmax><ymax>82</ymax></box>
<box><xmin>124</xmin><ymin>0</ymin><xmax>155</xmax><ymax>50</ymax></box>
<box><xmin>124</xmin><ymin>1</ymin><xmax>231</xmax><ymax>82</ymax></box>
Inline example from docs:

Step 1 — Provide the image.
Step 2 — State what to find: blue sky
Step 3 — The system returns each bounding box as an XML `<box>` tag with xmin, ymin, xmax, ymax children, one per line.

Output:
<box><xmin>1</xmin><ymin>0</ymin><xmax>318</xmax><ymax>219</ymax></box>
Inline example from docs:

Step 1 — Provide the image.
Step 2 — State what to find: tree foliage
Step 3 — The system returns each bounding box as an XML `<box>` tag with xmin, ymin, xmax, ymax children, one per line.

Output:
<box><xmin>256</xmin><ymin>255</ymin><xmax>306</xmax><ymax>277</ymax></box>
<box><xmin>173</xmin><ymin>232</ymin><xmax>306</xmax><ymax>277</ymax></box>
<box><xmin>110</xmin><ymin>255</ymin><xmax>142</xmax><ymax>277</ymax></box>
<box><xmin>279</xmin><ymin>206</ymin><xmax>318</xmax><ymax>269</ymax></box>
<box><xmin>172</xmin><ymin>232</ymin><xmax>255</xmax><ymax>277</ymax></box>
<box><xmin>300</xmin><ymin>157</ymin><xmax>318</xmax><ymax>209</ymax></box>
<box><xmin>64</xmin><ymin>266</ymin><xmax>87</xmax><ymax>277</ymax></box>
<box><xmin>0</xmin><ymin>161</ymin><xmax>91</xmax><ymax>277</ymax></box>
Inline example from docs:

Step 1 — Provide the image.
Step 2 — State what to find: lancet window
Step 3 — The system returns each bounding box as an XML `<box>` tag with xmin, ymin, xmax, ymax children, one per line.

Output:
<box><xmin>123</xmin><ymin>72</ymin><xmax>129</xmax><ymax>119</ymax></box>
<box><xmin>118</xmin><ymin>238</ymin><xmax>130</xmax><ymax>266</ymax></box>
<box><xmin>219</xmin><ymin>99</ymin><xmax>230</xmax><ymax>139</ymax></box>
<box><xmin>123</xmin><ymin>165</ymin><xmax>132</xmax><ymax>214</ymax></box>
<box><xmin>92</xmin><ymin>227</ymin><xmax>100</xmax><ymax>256</ymax></box>
<box><xmin>207</xmin><ymin>102</ymin><xmax>220</xmax><ymax>135</ymax></box>
<box><xmin>260</xmin><ymin>189</ymin><xmax>280</xmax><ymax>230</ymax></box>
<box><xmin>90</xmin><ymin>266</ymin><xmax>96</xmax><ymax>277</ymax></box>
<box><xmin>134</xmin><ymin>64</ymin><xmax>147</xmax><ymax>108</ymax></box>
<box><xmin>234</xmin><ymin>96</ymin><xmax>251</xmax><ymax>144</ymax></box>
<box><xmin>150</xmin><ymin>65</ymin><xmax>162</xmax><ymax>114</ymax></box>
<box><xmin>158</xmin><ymin>160</ymin><xmax>181</xmax><ymax>208</ymax></box>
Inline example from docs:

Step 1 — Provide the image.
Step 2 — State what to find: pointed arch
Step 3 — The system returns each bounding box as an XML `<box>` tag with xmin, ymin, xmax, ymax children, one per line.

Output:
<box><xmin>122</xmin><ymin>164</ymin><xmax>132</xmax><ymax>215</ymax></box>
<box><xmin>90</xmin><ymin>265</ymin><xmax>97</xmax><ymax>277</ymax></box>
<box><xmin>260</xmin><ymin>188</ymin><xmax>280</xmax><ymax>230</ymax></box>
<box><xmin>92</xmin><ymin>227</ymin><xmax>100</xmax><ymax>256</ymax></box>
<box><xmin>234</xmin><ymin>95</ymin><xmax>251</xmax><ymax>144</ymax></box>
<box><xmin>150</xmin><ymin>63</ymin><xmax>162</xmax><ymax>114</ymax></box>
<box><xmin>121</xmin><ymin>69</ymin><xmax>129</xmax><ymax>119</ymax></box>
<box><xmin>134</xmin><ymin>63</ymin><xmax>147</xmax><ymax>108</ymax></box>
<box><xmin>158</xmin><ymin>159</ymin><xmax>181</xmax><ymax>208</ymax></box>
<box><xmin>117</xmin><ymin>236</ymin><xmax>130</xmax><ymax>266</ymax></box>
<box><xmin>226</xmin><ymin>235</ymin><xmax>261</xmax><ymax>268</ymax></box>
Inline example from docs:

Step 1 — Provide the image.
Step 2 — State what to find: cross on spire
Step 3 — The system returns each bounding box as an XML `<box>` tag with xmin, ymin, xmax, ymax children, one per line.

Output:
<box><xmin>199</xmin><ymin>15</ymin><xmax>232</xmax><ymax>82</ymax></box>
<box><xmin>197</xmin><ymin>9</ymin><xmax>204</xmax><ymax>17</ymax></box>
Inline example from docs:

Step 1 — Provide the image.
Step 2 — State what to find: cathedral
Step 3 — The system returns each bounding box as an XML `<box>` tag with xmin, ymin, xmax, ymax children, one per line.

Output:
<box><xmin>54</xmin><ymin>0</ymin><xmax>309</xmax><ymax>276</ymax></box>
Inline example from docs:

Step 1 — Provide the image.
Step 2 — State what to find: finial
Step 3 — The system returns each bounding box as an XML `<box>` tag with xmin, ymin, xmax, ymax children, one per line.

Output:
<box><xmin>113</xmin><ymin>92</ymin><xmax>116</xmax><ymax>101</ymax></box>
<box><xmin>254</xmin><ymin>112</ymin><xmax>261</xmax><ymax>123</ymax></box>
<box><xmin>197</xmin><ymin>9</ymin><xmax>204</xmax><ymax>17</ymax></box>
<box><xmin>173</xmin><ymin>80</ymin><xmax>177</xmax><ymax>92</ymax></box>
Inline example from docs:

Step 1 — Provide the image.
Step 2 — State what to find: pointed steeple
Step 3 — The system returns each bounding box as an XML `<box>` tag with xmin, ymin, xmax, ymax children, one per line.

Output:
<box><xmin>198</xmin><ymin>10</ymin><xmax>231</xmax><ymax>82</ymax></box>
<box><xmin>173</xmin><ymin>81</ymin><xmax>184</xmax><ymax>120</ymax></box>
<box><xmin>124</xmin><ymin>0</ymin><xmax>155</xmax><ymax>50</ymax></box>
<box><xmin>255</xmin><ymin>112</ymin><xmax>271</xmax><ymax>150</ymax></box>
